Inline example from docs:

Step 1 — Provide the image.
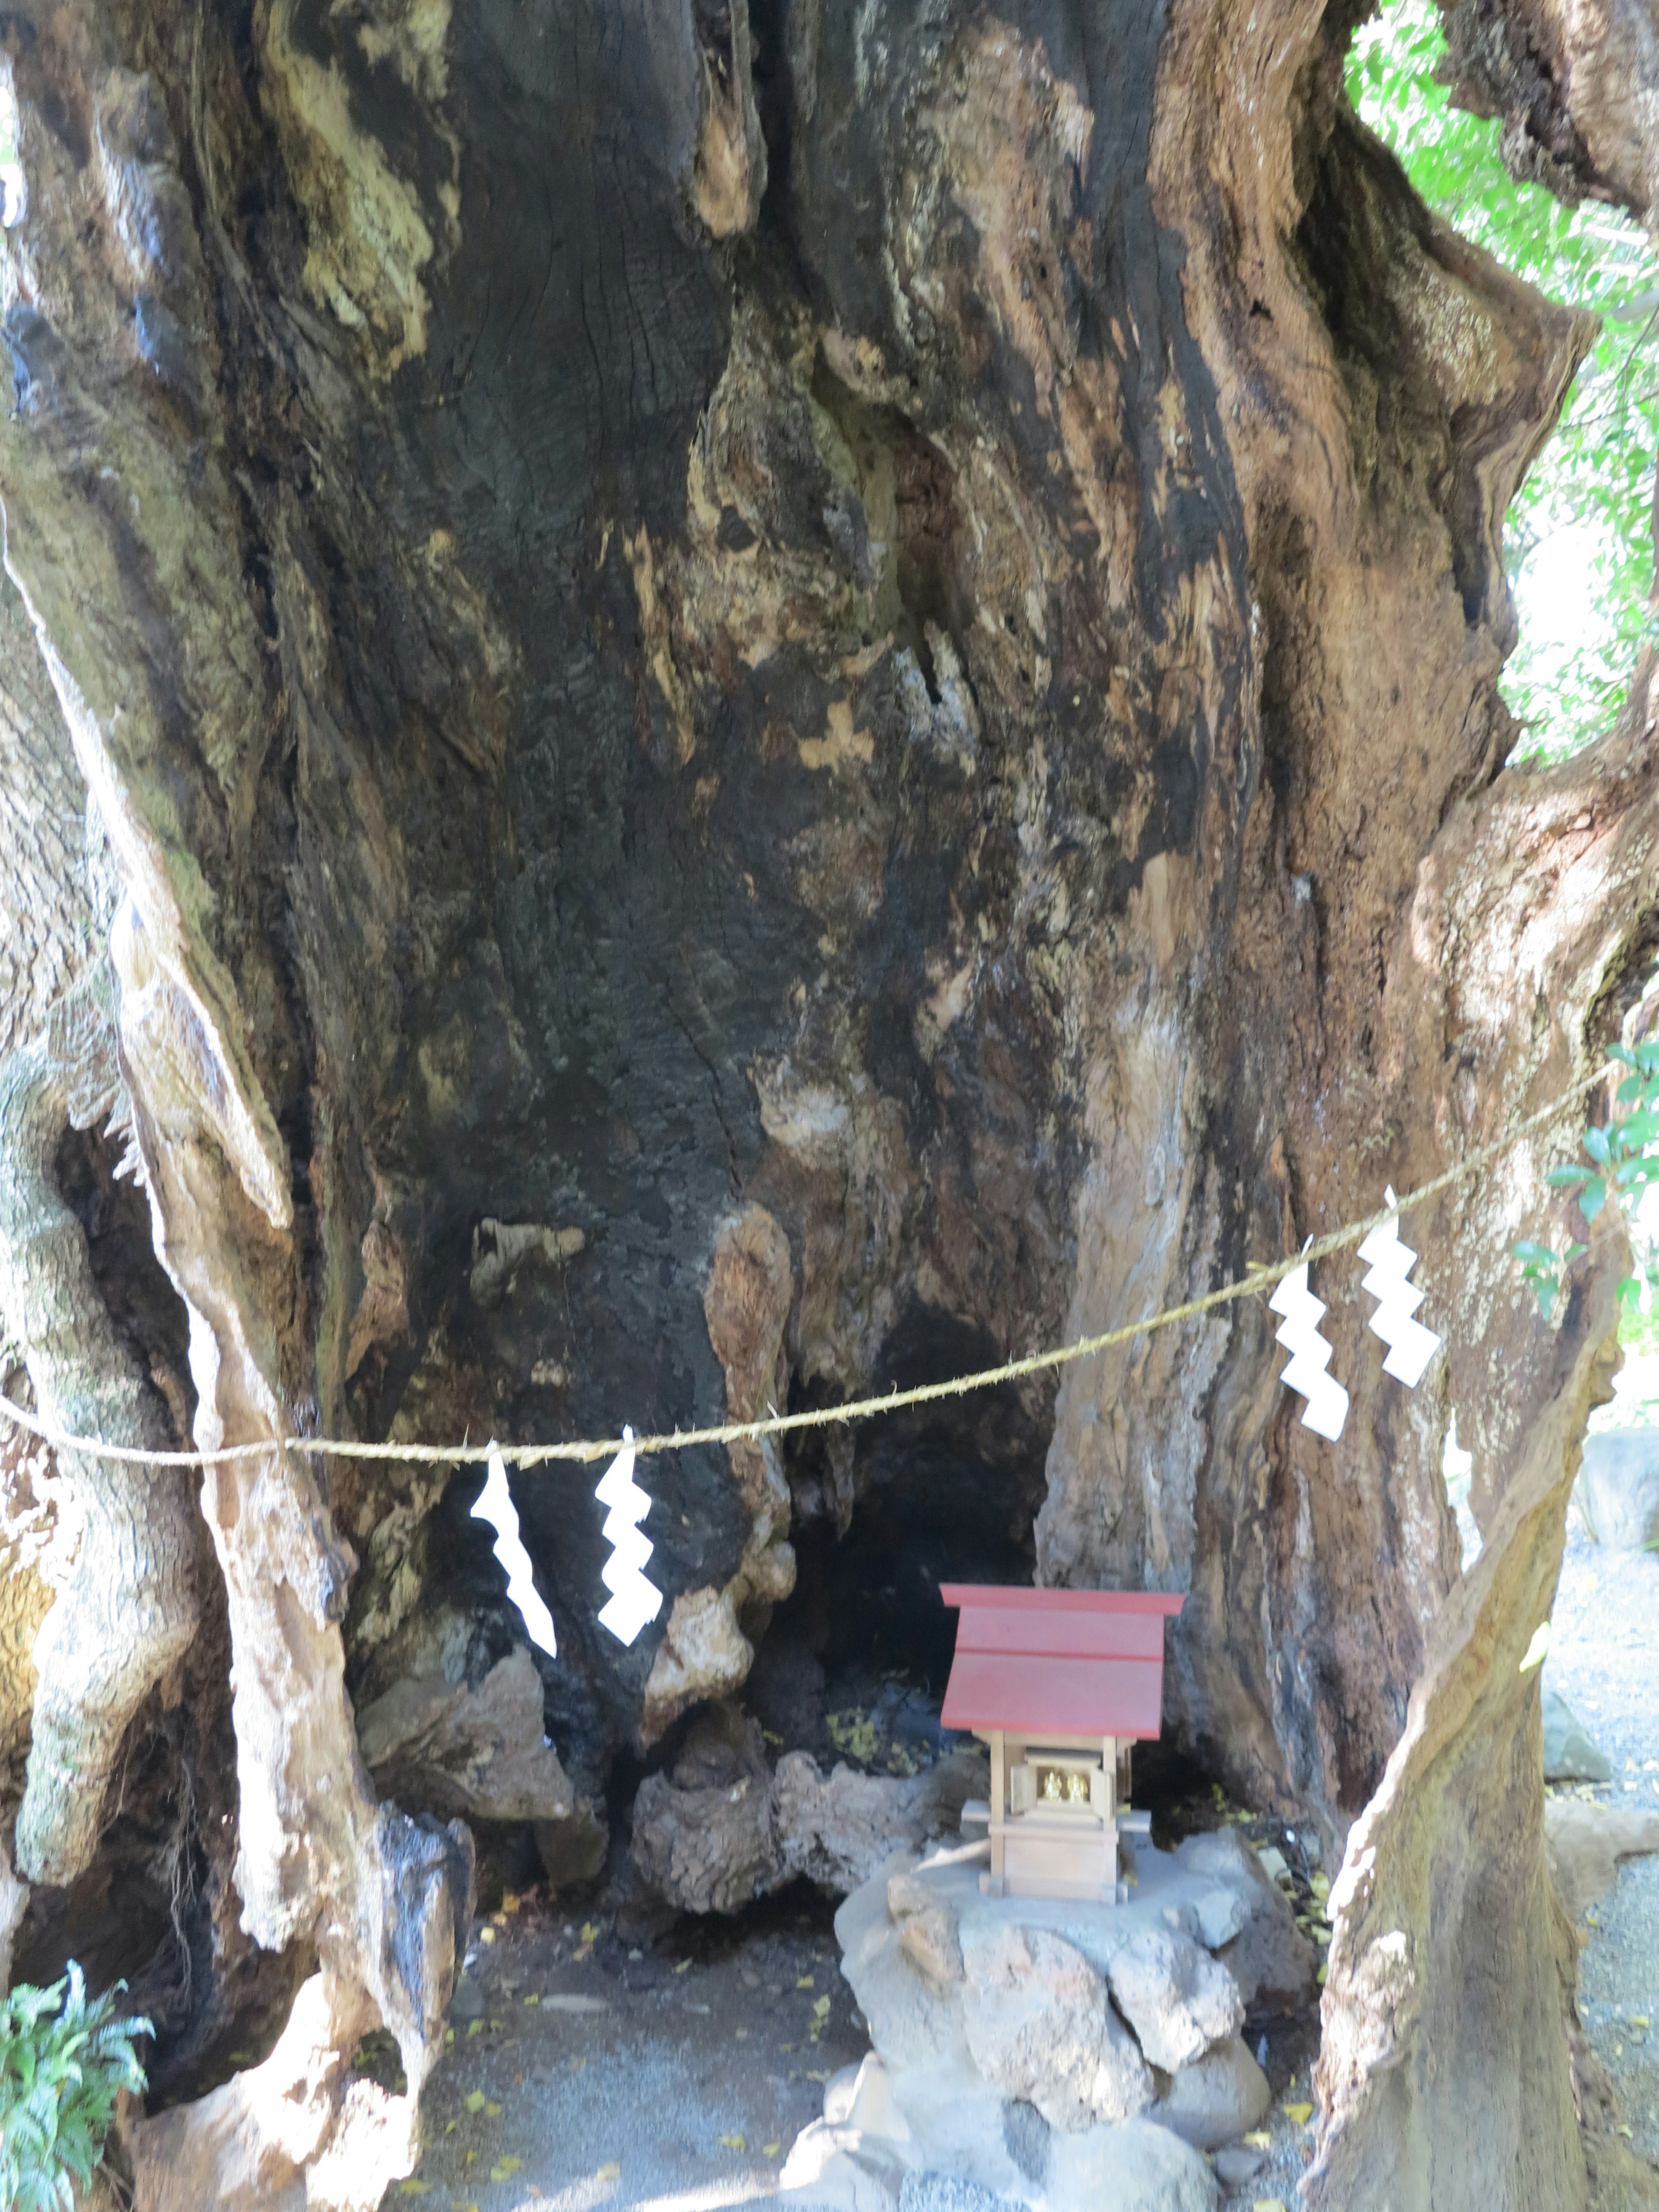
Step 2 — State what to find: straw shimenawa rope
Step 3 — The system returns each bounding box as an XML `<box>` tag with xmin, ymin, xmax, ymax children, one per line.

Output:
<box><xmin>0</xmin><ymin>1059</ymin><xmax>1619</xmax><ymax>1473</ymax></box>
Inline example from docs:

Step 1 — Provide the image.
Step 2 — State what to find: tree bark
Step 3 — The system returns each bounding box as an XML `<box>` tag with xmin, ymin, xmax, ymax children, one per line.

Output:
<box><xmin>0</xmin><ymin>1</ymin><xmax>1653</xmax><ymax>2204</ymax></box>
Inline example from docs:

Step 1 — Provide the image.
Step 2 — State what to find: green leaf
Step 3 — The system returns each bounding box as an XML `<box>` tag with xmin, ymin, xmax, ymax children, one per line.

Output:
<box><xmin>1582</xmin><ymin>1179</ymin><xmax>1608</xmax><ymax>1220</ymax></box>
<box><xmin>1545</xmin><ymin>1164</ymin><xmax>1591</xmax><ymax>1187</ymax></box>
<box><xmin>0</xmin><ymin>1964</ymin><xmax>150</xmax><ymax>2210</ymax></box>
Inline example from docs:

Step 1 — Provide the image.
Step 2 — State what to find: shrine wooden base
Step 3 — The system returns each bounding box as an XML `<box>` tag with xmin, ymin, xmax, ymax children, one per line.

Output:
<box><xmin>964</xmin><ymin>1728</ymin><xmax>1147</xmax><ymax>1905</ymax></box>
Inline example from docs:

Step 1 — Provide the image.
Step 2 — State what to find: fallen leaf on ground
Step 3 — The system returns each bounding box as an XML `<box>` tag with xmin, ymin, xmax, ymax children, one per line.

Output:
<box><xmin>488</xmin><ymin>2157</ymin><xmax>523</xmax><ymax>2182</ymax></box>
<box><xmin>464</xmin><ymin>2091</ymin><xmax>486</xmax><ymax>2114</ymax></box>
<box><xmin>674</xmin><ymin>1960</ymin><xmax>693</xmax><ymax>1975</ymax></box>
<box><xmin>805</xmin><ymin>2069</ymin><xmax>831</xmax><ymax>2082</ymax></box>
<box><xmin>1254</xmin><ymin>2200</ymin><xmax>1288</xmax><ymax>2212</ymax></box>
<box><xmin>796</xmin><ymin>1976</ymin><xmax>815</xmax><ymax>1989</ymax></box>
<box><xmin>1243</xmin><ymin>2131</ymin><xmax>1272</xmax><ymax>2148</ymax></box>
<box><xmin>397</xmin><ymin>2186</ymin><xmax>432</xmax><ymax>2197</ymax></box>
<box><xmin>479</xmin><ymin>1928</ymin><xmax>497</xmax><ymax>1946</ymax></box>
<box><xmin>500</xmin><ymin>1892</ymin><xmax>522</xmax><ymax>1916</ymax></box>
<box><xmin>813</xmin><ymin>1996</ymin><xmax>830</xmax><ymax>2016</ymax></box>
<box><xmin>1283</xmin><ymin>2101</ymin><xmax>1313</xmax><ymax>2124</ymax></box>
<box><xmin>524</xmin><ymin>1993</ymin><xmax>539</xmax><ymax>2005</ymax></box>
<box><xmin>763</xmin><ymin>2143</ymin><xmax>781</xmax><ymax>2158</ymax></box>
<box><xmin>718</xmin><ymin>2134</ymin><xmax>747</xmax><ymax>2151</ymax></box>
<box><xmin>597</xmin><ymin>2161</ymin><xmax>622</xmax><ymax>2181</ymax></box>
<box><xmin>1634</xmin><ymin>2015</ymin><xmax>1651</xmax><ymax>2029</ymax></box>
<box><xmin>467</xmin><ymin>2019</ymin><xmax>483</xmax><ymax>2038</ymax></box>
<box><xmin>580</xmin><ymin>1921</ymin><xmax>601</xmax><ymax>1942</ymax></box>
<box><xmin>485</xmin><ymin>2102</ymin><xmax>502</xmax><ymax>2118</ymax></box>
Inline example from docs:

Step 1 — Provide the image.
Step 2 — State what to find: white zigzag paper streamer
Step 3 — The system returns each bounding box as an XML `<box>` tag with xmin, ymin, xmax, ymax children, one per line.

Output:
<box><xmin>595</xmin><ymin>1426</ymin><xmax>663</xmax><ymax>1647</ymax></box>
<box><xmin>1269</xmin><ymin>1256</ymin><xmax>1349</xmax><ymax>1441</ymax></box>
<box><xmin>1358</xmin><ymin>1185</ymin><xmax>1441</xmax><ymax>1388</ymax></box>
<box><xmin>471</xmin><ymin>1442</ymin><xmax>559</xmax><ymax>1657</ymax></box>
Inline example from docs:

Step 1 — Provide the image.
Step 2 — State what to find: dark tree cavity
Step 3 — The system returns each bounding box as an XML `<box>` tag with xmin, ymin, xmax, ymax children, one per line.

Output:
<box><xmin>1</xmin><ymin>2</ymin><xmax>1658</xmax><ymax>2204</ymax></box>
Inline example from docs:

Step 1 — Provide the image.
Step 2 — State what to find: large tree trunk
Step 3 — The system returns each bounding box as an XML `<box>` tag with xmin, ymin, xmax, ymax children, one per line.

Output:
<box><xmin>0</xmin><ymin>1</ymin><xmax>1655</xmax><ymax>2205</ymax></box>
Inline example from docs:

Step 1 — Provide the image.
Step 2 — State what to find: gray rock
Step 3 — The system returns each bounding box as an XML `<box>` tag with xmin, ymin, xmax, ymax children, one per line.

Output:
<box><xmin>1044</xmin><ymin>2117</ymin><xmax>1220</xmax><ymax>2210</ymax></box>
<box><xmin>533</xmin><ymin>1794</ymin><xmax>609</xmax><ymax>1893</ymax></box>
<box><xmin>1152</xmin><ymin>2034</ymin><xmax>1271</xmax><ymax>2149</ymax></box>
<box><xmin>1545</xmin><ymin>1799</ymin><xmax>1659</xmax><ymax>1923</ymax></box>
<box><xmin>1212</xmin><ymin>2145</ymin><xmax>1265</xmax><ymax>2185</ymax></box>
<box><xmin>898</xmin><ymin>2173</ymin><xmax>1021</xmax><ymax>2212</ymax></box>
<box><xmin>1000</xmin><ymin>2099</ymin><xmax>1050</xmax><ymax>2185</ymax></box>
<box><xmin>1174</xmin><ymin>1828</ymin><xmax>1317</xmax><ymax>2004</ymax></box>
<box><xmin>890</xmin><ymin>1872</ymin><xmax>966</xmax><ymax>1986</ymax></box>
<box><xmin>1541</xmin><ymin>1684</ymin><xmax>1613</xmax><ymax>1783</ymax></box>
<box><xmin>960</xmin><ymin>1921</ymin><xmax>1154</xmax><ymax>2130</ymax></box>
<box><xmin>777</xmin><ymin>1750</ymin><xmax>988</xmax><ymax>1894</ymax></box>
<box><xmin>356</xmin><ymin>1648</ymin><xmax>575</xmax><ymax>1824</ymax></box>
<box><xmin>1105</xmin><ymin>1924</ymin><xmax>1244</xmax><ymax>2074</ymax></box>
<box><xmin>780</xmin><ymin>2123</ymin><xmax>911</xmax><ymax>2211</ymax></box>
<box><xmin>632</xmin><ymin>1733</ymin><xmax>987</xmax><ymax>1915</ymax></box>
<box><xmin>630</xmin><ymin>1762</ymin><xmax>783</xmax><ymax>1914</ymax></box>
<box><xmin>1576</xmin><ymin>1430</ymin><xmax>1659</xmax><ymax>1550</ymax></box>
<box><xmin>822</xmin><ymin>1845</ymin><xmax>1260</xmax><ymax>2209</ymax></box>
<box><xmin>1187</xmin><ymin>1886</ymin><xmax>1248</xmax><ymax>1949</ymax></box>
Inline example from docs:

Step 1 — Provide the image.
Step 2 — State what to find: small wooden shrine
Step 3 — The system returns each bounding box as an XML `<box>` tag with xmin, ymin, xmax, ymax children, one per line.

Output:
<box><xmin>940</xmin><ymin>1583</ymin><xmax>1185</xmax><ymax>1904</ymax></box>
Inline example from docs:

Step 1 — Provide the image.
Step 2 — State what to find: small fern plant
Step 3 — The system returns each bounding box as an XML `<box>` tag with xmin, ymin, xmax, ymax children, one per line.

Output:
<box><xmin>0</xmin><ymin>1963</ymin><xmax>150</xmax><ymax>2211</ymax></box>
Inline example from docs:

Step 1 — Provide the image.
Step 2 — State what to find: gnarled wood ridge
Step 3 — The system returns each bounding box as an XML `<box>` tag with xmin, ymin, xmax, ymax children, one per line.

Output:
<box><xmin>0</xmin><ymin>2</ymin><xmax>1656</xmax><ymax>2205</ymax></box>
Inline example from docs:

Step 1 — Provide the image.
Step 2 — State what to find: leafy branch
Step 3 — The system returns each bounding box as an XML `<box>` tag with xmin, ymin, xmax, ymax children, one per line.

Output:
<box><xmin>1516</xmin><ymin>1040</ymin><xmax>1659</xmax><ymax>1317</ymax></box>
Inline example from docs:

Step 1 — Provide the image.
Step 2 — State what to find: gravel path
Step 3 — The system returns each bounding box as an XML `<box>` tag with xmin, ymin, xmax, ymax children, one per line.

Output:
<box><xmin>1548</xmin><ymin>1526</ymin><xmax>1659</xmax><ymax>2166</ymax></box>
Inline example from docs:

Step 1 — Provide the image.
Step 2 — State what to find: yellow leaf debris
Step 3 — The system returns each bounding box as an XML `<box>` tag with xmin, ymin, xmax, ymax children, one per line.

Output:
<box><xmin>718</xmin><ymin>2134</ymin><xmax>747</xmax><ymax>2151</ymax></box>
<box><xmin>1283</xmin><ymin>2100</ymin><xmax>1314</xmax><ymax>2124</ymax></box>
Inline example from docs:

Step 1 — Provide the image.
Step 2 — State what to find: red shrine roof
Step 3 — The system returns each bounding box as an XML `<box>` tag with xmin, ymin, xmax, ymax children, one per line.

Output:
<box><xmin>938</xmin><ymin>1584</ymin><xmax>1184</xmax><ymax>1740</ymax></box>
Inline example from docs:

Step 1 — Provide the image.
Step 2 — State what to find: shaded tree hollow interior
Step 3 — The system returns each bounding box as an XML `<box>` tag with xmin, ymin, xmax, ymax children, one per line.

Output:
<box><xmin>0</xmin><ymin>0</ymin><xmax>1657</xmax><ymax>2207</ymax></box>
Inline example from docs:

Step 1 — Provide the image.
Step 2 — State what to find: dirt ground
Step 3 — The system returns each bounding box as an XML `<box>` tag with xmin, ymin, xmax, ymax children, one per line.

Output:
<box><xmin>373</xmin><ymin>1885</ymin><xmax>869</xmax><ymax>2210</ymax></box>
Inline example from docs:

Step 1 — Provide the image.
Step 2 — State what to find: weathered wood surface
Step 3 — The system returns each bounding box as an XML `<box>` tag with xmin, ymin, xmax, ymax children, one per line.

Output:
<box><xmin>0</xmin><ymin>0</ymin><xmax>1655</xmax><ymax>2202</ymax></box>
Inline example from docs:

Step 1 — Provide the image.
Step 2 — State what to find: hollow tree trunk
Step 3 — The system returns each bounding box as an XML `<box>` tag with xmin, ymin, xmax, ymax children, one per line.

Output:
<box><xmin>0</xmin><ymin>1</ymin><xmax>1656</xmax><ymax>2206</ymax></box>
